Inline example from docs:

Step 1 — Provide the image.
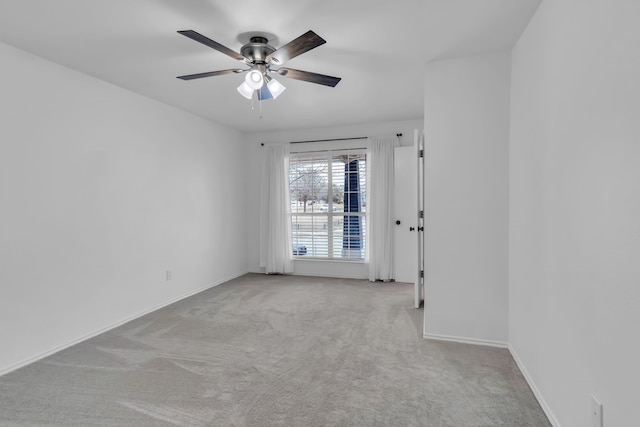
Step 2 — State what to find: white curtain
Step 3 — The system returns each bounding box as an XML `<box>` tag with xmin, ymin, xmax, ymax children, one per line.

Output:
<box><xmin>367</xmin><ymin>135</ymin><xmax>399</xmax><ymax>282</ymax></box>
<box><xmin>259</xmin><ymin>144</ymin><xmax>294</xmax><ymax>274</ymax></box>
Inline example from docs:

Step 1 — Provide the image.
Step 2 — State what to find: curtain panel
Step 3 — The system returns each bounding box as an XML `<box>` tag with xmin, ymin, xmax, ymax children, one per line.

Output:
<box><xmin>367</xmin><ymin>135</ymin><xmax>399</xmax><ymax>281</ymax></box>
<box><xmin>259</xmin><ymin>144</ymin><xmax>294</xmax><ymax>274</ymax></box>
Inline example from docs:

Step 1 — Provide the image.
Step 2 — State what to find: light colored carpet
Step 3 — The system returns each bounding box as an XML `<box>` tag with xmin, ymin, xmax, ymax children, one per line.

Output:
<box><xmin>0</xmin><ymin>274</ymin><xmax>550</xmax><ymax>426</ymax></box>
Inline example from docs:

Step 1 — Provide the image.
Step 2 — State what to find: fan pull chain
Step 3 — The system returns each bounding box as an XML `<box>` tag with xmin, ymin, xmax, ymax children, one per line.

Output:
<box><xmin>259</xmin><ymin>96</ymin><xmax>263</xmax><ymax>119</ymax></box>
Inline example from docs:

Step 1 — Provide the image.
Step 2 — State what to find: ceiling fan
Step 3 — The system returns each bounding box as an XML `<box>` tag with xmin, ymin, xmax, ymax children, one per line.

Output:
<box><xmin>176</xmin><ymin>30</ymin><xmax>341</xmax><ymax>101</ymax></box>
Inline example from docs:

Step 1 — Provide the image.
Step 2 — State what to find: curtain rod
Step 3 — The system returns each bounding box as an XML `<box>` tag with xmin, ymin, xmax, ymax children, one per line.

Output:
<box><xmin>259</xmin><ymin>133</ymin><xmax>402</xmax><ymax>146</ymax></box>
<box><xmin>289</xmin><ymin>133</ymin><xmax>402</xmax><ymax>145</ymax></box>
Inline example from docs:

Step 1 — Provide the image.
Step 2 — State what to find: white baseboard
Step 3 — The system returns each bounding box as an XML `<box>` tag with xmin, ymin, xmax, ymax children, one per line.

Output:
<box><xmin>251</xmin><ymin>268</ymin><xmax>368</xmax><ymax>280</ymax></box>
<box><xmin>508</xmin><ymin>345</ymin><xmax>561</xmax><ymax>427</ymax></box>
<box><xmin>291</xmin><ymin>271</ymin><xmax>368</xmax><ymax>280</ymax></box>
<box><xmin>0</xmin><ymin>271</ymin><xmax>247</xmax><ymax>377</ymax></box>
<box><xmin>423</xmin><ymin>332</ymin><xmax>508</xmax><ymax>348</ymax></box>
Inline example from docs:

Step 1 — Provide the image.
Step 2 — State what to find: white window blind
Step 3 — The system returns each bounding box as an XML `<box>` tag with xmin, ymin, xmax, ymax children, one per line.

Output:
<box><xmin>289</xmin><ymin>150</ymin><xmax>367</xmax><ymax>260</ymax></box>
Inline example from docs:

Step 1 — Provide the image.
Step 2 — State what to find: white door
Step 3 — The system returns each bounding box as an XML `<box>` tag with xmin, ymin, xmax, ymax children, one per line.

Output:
<box><xmin>393</xmin><ymin>131</ymin><xmax>425</xmax><ymax>309</ymax></box>
<box><xmin>393</xmin><ymin>146</ymin><xmax>417</xmax><ymax>284</ymax></box>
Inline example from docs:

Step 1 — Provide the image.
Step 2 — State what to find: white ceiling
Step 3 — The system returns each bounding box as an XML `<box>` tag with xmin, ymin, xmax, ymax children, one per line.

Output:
<box><xmin>0</xmin><ymin>0</ymin><xmax>540</xmax><ymax>133</ymax></box>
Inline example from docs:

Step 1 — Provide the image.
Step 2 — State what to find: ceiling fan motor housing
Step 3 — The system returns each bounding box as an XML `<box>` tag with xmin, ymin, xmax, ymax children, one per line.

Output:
<box><xmin>241</xmin><ymin>37</ymin><xmax>275</xmax><ymax>64</ymax></box>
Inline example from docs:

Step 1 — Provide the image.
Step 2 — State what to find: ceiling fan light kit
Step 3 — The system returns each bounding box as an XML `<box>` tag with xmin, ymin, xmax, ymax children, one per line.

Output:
<box><xmin>236</xmin><ymin>81</ymin><xmax>254</xmax><ymax>99</ymax></box>
<box><xmin>244</xmin><ymin>69</ymin><xmax>264</xmax><ymax>90</ymax></box>
<box><xmin>177</xmin><ymin>29</ymin><xmax>340</xmax><ymax>107</ymax></box>
<box><xmin>267</xmin><ymin>77</ymin><xmax>286</xmax><ymax>99</ymax></box>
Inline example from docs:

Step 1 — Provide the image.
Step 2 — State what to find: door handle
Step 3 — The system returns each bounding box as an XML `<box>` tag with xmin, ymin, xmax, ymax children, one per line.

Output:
<box><xmin>409</xmin><ymin>226</ymin><xmax>415</xmax><ymax>231</ymax></box>
<box><xmin>396</xmin><ymin>220</ymin><xmax>401</xmax><ymax>225</ymax></box>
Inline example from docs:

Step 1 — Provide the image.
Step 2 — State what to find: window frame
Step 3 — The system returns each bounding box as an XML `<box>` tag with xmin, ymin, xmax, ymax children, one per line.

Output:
<box><xmin>289</xmin><ymin>148</ymin><xmax>367</xmax><ymax>261</ymax></box>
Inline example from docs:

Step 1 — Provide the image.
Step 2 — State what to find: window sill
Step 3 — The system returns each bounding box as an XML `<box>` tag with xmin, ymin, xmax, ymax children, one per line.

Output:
<box><xmin>292</xmin><ymin>257</ymin><xmax>366</xmax><ymax>264</ymax></box>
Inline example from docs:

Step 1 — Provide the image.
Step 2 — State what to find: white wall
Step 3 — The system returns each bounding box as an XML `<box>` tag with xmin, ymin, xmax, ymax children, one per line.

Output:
<box><xmin>0</xmin><ymin>42</ymin><xmax>248</xmax><ymax>374</ymax></box>
<box><xmin>423</xmin><ymin>52</ymin><xmax>510</xmax><ymax>345</ymax></box>
<box><xmin>244</xmin><ymin>119</ymin><xmax>423</xmax><ymax>279</ymax></box>
<box><xmin>509</xmin><ymin>1</ymin><xmax>640</xmax><ymax>426</ymax></box>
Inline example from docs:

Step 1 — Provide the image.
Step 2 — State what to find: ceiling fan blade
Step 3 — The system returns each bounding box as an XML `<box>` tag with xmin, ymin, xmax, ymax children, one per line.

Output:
<box><xmin>266</xmin><ymin>30</ymin><xmax>326</xmax><ymax>64</ymax></box>
<box><xmin>277</xmin><ymin>67</ymin><xmax>341</xmax><ymax>87</ymax></box>
<box><xmin>178</xmin><ymin>30</ymin><xmax>245</xmax><ymax>61</ymax></box>
<box><xmin>177</xmin><ymin>69</ymin><xmax>245</xmax><ymax>81</ymax></box>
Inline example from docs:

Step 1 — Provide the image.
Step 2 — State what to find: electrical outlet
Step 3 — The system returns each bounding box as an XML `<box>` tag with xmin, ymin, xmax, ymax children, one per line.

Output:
<box><xmin>166</xmin><ymin>270</ymin><xmax>172</xmax><ymax>281</ymax></box>
<box><xmin>591</xmin><ymin>395</ymin><xmax>603</xmax><ymax>427</ymax></box>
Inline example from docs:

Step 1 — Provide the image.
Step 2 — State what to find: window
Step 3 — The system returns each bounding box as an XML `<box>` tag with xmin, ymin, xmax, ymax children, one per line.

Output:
<box><xmin>289</xmin><ymin>151</ymin><xmax>367</xmax><ymax>260</ymax></box>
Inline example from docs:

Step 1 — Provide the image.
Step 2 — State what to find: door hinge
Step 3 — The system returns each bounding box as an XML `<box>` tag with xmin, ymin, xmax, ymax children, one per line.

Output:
<box><xmin>419</xmin><ymin>149</ymin><xmax>424</xmax><ymax>158</ymax></box>
<box><xmin>420</xmin><ymin>270</ymin><xmax>424</xmax><ymax>278</ymax></box>
<box><xmin>419</xmin><ymin>210</ymin><xmax>424</xmax><ymax>219</ymax></box>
